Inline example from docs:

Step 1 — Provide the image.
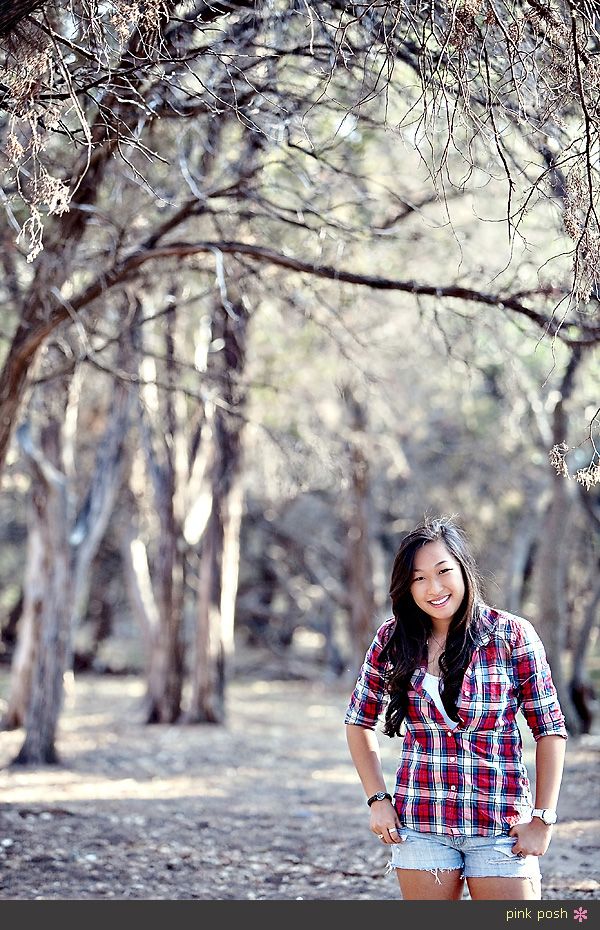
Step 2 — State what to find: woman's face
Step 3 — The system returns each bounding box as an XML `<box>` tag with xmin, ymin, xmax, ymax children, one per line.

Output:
<box><xmin>409</xmin><ymin>539</ymin><xmax>466</xmax><ymax>623</ymax></box>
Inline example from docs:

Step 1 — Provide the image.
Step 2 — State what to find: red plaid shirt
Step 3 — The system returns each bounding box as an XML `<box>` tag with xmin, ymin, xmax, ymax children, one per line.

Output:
<box><xmin>344</xmin><ymin>605</ymin><xmax>567</xmax><ymax>836</ymax></box>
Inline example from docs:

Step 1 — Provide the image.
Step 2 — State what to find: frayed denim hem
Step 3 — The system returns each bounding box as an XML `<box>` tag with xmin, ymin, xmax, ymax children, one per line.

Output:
<box><xmin>386</xmin><ymin>859</ymin><xmax>465</xmax><ymax>884</ymax></box>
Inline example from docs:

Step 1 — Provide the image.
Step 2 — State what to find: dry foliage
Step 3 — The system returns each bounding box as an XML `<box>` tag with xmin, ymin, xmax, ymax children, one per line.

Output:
<box><xmin>0</xmin><ymin>2</ymin><xmax>598</xmax><ymax>479</ymax></box>
<box><xmin>2</xmin><ymin>2</ymin><xmax>600</xmax><ymax>302</ymax></box>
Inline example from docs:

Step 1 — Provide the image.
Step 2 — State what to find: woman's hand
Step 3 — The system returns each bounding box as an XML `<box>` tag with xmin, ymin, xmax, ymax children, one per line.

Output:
<box><xmin>370</xmin><ymin>799</ymin><xmax>402</xmax><ymax>844</ymax></box>
<box><xmin>509</xmin><ymin>819</ymin><xmax>553</xmax><ymax>857</ymax></box>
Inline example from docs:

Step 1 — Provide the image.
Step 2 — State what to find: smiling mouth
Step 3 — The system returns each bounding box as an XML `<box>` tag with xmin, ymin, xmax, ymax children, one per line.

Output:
<box><xmin>429</xmin><ymin>594</ymin><xmax>451</xmax><ymax>607</ymax></box>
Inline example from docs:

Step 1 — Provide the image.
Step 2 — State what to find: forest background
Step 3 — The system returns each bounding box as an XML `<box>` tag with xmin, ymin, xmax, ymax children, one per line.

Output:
<box><xmin>0</xmin><ymin>0</ymin><xmax>598</xmax><ymax>902</ymax></box>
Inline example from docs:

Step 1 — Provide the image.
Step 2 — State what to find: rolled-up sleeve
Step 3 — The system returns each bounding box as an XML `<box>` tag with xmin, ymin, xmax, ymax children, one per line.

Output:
<box><xmin>511</xmin><ymin>618</ymin><xmax>568</xmax><ymax>741</ymax></box>
<box><xmin>344</xmin><ymin>619</ymin><xmax>394</xmax><ymax>729</ymax></box>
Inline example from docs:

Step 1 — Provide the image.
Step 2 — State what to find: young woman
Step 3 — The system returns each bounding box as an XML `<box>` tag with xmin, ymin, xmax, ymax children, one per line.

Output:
<box><xmin>344</xmin><ymin>515</ymin><xmax>567</xmax><ymax>901</ymax></box>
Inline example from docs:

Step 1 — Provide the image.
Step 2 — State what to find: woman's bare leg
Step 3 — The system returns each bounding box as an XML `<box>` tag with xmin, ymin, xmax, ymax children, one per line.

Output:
<box><xmin>467</xmin><ymin>876</ymin><xmax>541</xmax><ymax>900</ymax></box>
<box><xmin>396</xmin><ymin>867</ymin><xmax>464</xmax><ymax>900</ymax></box>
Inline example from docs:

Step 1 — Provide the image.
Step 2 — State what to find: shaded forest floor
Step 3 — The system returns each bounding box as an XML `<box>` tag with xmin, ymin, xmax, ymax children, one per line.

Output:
<box><xmin>0</xmin><ymin>657</ymin><xmax>598</xmax><ymax>901</ymax></box>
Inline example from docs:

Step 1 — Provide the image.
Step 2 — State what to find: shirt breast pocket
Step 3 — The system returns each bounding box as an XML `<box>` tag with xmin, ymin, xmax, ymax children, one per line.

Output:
<box><xmin>459</xmin><ymin>669</ymin><xmax>512</xmax><ymax>729</ymax></box>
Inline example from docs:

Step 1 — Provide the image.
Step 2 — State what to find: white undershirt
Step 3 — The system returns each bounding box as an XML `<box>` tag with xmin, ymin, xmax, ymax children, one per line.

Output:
<box><xmin>422</xmin><ymin>672</ymin><xmax>458</xmax><ymax>730</ymax></box>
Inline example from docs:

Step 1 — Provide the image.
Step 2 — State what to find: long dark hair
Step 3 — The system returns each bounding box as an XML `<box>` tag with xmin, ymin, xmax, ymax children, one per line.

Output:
<box><xmin>380</xmin><ymin>515</ymin><xmax>483</xmax><ymax>736</ymax></box>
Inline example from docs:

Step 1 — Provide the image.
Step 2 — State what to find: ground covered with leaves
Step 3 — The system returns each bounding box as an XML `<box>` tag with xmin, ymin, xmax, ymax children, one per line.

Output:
<box><xmin>0</xmin><ymin>661</ymin><xmax>598</xmax><ymax>901</ymax></box>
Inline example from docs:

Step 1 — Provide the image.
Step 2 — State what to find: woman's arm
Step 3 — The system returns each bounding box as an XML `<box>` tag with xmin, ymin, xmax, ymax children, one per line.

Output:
<box><xmin>346</xmin><ymin>723</ymin><xmax>400</xmax><ymax>842</ymax></box>
<box><xmin>509</xmin><ymin>734</ymin><xmax>566</xmax><ymax>857</ymax></box>
<box><xmin>533</xmin><ymin>733</ymin><xmax>566</xmax><ymax>813</ymax></box>
<box><xmin>346</xmin><ymin>723</ymin><xmax>388</xmax><ymax>797</ymax></box>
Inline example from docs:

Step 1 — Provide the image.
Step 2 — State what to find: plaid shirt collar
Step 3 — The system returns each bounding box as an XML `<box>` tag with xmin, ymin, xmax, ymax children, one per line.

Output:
<box><xmin>471</xmin><ymin>603</ymin><xmax>496</xmax><ymax>647</ymax></box>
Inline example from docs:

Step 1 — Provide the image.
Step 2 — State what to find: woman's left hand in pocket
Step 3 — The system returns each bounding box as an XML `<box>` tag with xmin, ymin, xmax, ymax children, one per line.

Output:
<box><xmin>509</xmin><ymin>820</ymin><xmax>553</xmax><ymax>857</ymax></box>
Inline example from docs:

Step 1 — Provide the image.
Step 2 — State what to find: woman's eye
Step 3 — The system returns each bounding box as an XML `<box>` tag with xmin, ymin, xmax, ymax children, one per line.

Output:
<box><xmin>440</xmin><ymin>568</ymin><xmax>452</xmax><ymax>574</ymax></box>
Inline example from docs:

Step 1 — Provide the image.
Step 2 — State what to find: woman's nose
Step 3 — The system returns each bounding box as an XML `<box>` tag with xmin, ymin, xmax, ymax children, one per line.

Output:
<box><xmin>427</xmin><ymin>578</ymin><xmax>444</xmax><ymax>596</ymax></box>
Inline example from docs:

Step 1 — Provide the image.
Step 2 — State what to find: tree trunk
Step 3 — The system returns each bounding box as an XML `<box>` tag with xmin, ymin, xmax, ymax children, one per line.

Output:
<box><xmin>70</xmin><ymin>345</ymin><xmax>136</xmax><ymax>637</ymax></box>
<box><xmin>569</xmin><ymin>578</ymin><xmax>600</xmax><ymax>734</ymax></box>
<box><xmin>505</xmin><ymin>497</ymin><xmax>548</xmax><ymax>615</ymax></box>
<box><xmin>0</xmin><ymin>591</ymin><xmax>24</xmax><ymax>664</ymax></box>
<box><xmin>569</xmin><ymin>489</ymin><xmax>600</xmax><ymax>733</ymax></box>
<box><xmin>340</xmin><ymin>385</ymin><xmax>377</xmax><ymax>682</ymax></box>
<box><xmin>190</xmin><ymin>500</ymin><xmax>226</xmax><ymax>722</ymax></box>
<box><xmin>12</xmin><ymin>419</ymin><xmax>73</xmax><ymax>765</ymax></box>
<box><xmin>119</xmin><ymin>500</ymin><xmax>161</xmax><ymax>671</ymax></box>
<box><xmin>147</xmin><ymin>497</ymin><xmax>185</xmax><ymax>723</ymax></box>
<box><xmin>133</xmin><ymin>303</ymin><xmax>186</xmax><ymax>723</ymax></box>
<box><xmin>530</xmin><ymin>350</ymin><xmax>583</xmax><ymax>734</ymax></box>
<box><xmin>187</xmin><ymin>298</ymin><xmax>249</xmax><ymax>723</ymax></box>
<box><xmin>1</xmin><ymin>584</ymin><xmax>35</xmax><ymax>729</ymax></box>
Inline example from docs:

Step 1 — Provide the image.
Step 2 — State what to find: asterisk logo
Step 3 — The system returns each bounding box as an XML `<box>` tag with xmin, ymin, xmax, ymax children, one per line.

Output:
<box><xmin>573</xmin><ymin>908</ymin><xmax>587</xmax><ymax>923</ymax></box>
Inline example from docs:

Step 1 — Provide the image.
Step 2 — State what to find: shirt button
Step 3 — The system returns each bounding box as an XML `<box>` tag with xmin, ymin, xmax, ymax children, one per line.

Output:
<box><xmin>450</xmin><ymin>785</ymin><xmax>456</xmax><ymax>791</ymax></box>
<box><xmin>450</xmin><ymin>757</ymin><xmax>456</xmax><ymax>762</ymax></box>
<box><xmin>447</xmin><ymin>731</ymin><xmax>453</xmax><ymax>737</ymax></box>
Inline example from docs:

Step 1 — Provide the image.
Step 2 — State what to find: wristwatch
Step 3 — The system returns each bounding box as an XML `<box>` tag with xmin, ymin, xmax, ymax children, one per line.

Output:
<box><xmin>367</xmin><ymin>791</ymin><xmax>392</xmax><ymax>807</ymax></box>
<box><xmin>532</xmin><ymin>808</ymin><xmax>557</xmax><ymax>825</ymax></box>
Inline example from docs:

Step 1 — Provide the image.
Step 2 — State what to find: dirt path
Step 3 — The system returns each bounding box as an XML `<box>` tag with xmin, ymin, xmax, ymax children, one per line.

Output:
<box><xmin>0</xmin><ymin>671</ymin><xmax>598</xmax><ymax>900</ymax></box>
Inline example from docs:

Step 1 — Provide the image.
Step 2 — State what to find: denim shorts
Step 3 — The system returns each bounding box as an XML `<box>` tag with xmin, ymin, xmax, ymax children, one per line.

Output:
<box><xmin>388</xmin><ymin>826</ymin><xmax>542</xmax><ymax>881</ymax></box>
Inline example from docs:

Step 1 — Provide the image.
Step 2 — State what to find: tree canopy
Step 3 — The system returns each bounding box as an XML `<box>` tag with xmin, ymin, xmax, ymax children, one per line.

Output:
<box><xmin>0</xmin><ymin>2</ymin><xmax>598</xmax><ymax>761</ymax></box>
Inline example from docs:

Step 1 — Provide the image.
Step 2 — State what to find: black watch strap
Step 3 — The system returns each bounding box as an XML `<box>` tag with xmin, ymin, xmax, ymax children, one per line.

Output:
<box><xmin>367</xmin><ymin>791</ymin><xmax>392</xmax><ymax>807</ymax></box>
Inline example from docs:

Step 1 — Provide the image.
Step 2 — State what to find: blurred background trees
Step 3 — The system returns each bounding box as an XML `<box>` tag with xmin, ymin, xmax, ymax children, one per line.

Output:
<box><xmin>0</xmin><ymin>1</ymin><xmax>598</xmax><ymax>764</ymax></box>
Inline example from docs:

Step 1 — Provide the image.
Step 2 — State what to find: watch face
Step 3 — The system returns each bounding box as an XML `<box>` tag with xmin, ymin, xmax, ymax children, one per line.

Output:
<box><xmin>543</xmin><ymin>810</ymin><xmax>557</xmax><ymax>824</ymax></box>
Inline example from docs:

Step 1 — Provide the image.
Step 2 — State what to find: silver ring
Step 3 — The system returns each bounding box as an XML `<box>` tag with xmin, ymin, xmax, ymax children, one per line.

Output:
<box><xmin>517</xmin><ymin>852</ymin><xmax>526</xmax><ymax>858</ymax></box>
<box><xmin>377</xmin><ymin>833</ymin><xmax>384</xmax><ymax>838</ymax></box>
<box><xmin>389</xmin><ymin>827</ymin><xmax>398</xmax><ymax>833</ymax></box>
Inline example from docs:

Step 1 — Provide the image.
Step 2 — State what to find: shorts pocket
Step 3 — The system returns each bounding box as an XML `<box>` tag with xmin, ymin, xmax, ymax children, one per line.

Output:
<box><xmin>492</xmin><ymin>835</ymin><xmax>520</xmax><ymax>860</ymax></box>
